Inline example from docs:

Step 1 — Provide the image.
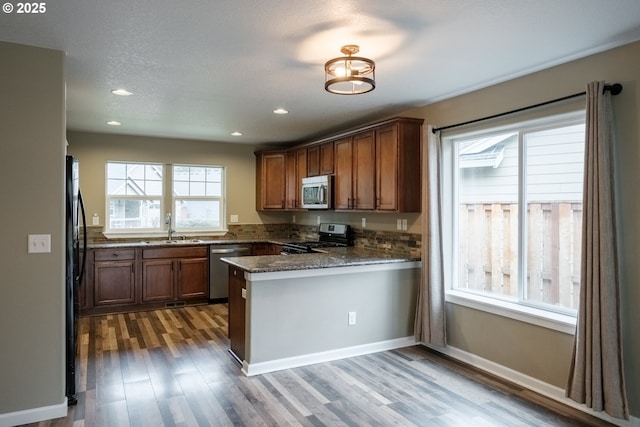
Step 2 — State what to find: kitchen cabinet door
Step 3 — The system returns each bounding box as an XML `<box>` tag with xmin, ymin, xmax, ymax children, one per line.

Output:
<box><xmin>334</xmin><ymin>137</ymin><xmax>353</xmax><ymax>209</ymax></box>
<box><xmin>307</xmin><ymin>141</ymin><xmax>334</xmax><ymax>176</ymax></box>
<box><xmin>228</xmin><ymin>266</ymin><xmax>246</xmax><ymax>362</ymax></box>
<box><xmin>285</xmin><ymin>148</ymin><xmax>307</xmax><ymax>209</ymax></box>
<box><xmin>352</xmin><ymin>131</ymin><xmax>375</xmax><ymax>210</ymax></box>
<box><xmin>94</xmin><ymin>260</ymin><xmax>136</xmax><ymax>306</ymax></box>
<box><xmin>375</xmin><ymin>120</ymin><xmax>422</xmax><ymax>212</ymax></box>
<box><xmin>177</xmin><ymin>257</ymin><xmax>208</xmax><ymax>299</ymax></box>
<box><xmin>141</xmin><ymin>259</ymin><xmax>174</xmax><ymax>302</ymax></box>
<box><xmin>256</xmin><ymin>151</ymin><xmax>286</xmax><ymax>210</ymax></box>
<box><xmin>375</xmin><ymin>124</ymin><xmax>399</xmax><ymax>211</ymax></box>
<box><xmin>319</xmin><ymin>141</ymin><xmax>334</xmax><ymax>175</ymax></box>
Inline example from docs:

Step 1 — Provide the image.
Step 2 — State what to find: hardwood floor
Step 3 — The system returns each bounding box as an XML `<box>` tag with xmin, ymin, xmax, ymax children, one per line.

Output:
<box><xmin>23</xmin><ymin>304</ymin><xmax>613</xmax><ymax>427</ymax></box>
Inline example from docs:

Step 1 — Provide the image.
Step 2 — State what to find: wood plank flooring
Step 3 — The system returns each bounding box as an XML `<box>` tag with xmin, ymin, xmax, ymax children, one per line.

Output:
<box><xmin>23</xmin><ymin>304</ymin><xmax>614</xmax><ymax>427</ymax></box>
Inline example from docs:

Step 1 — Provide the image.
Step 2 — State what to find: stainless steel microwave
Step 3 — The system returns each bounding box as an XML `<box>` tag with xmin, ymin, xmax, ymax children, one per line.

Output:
<box><xmin>301</xmin><ymin>175</ymin><xmax>332</xmax><ymax>209</ymax></box>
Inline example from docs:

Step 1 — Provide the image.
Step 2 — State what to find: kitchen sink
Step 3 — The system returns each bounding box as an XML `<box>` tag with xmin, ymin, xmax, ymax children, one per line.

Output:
<box><xmin>140</xmin><ymin>239</ymin><xmax>204</xmax><ymax>245</ymax></box>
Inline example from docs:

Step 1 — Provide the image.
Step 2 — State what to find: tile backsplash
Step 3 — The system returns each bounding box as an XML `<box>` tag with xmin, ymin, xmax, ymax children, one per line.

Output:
<box><xmin>84</xmin><ymin>223</ymin><xmax>421</xmax><ymax>257</ymax></box>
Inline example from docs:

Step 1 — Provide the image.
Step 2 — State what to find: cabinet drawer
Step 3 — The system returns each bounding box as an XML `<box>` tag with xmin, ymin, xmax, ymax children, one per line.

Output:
<box><xmin>94</xmin><ymin>249</ymin><xmax>135</xmax><ymax>261</ymax></box>
<box><xmin>143</xmin><ymin>246</ymin><xmax>208</xmax><ymax>259</ymax></box>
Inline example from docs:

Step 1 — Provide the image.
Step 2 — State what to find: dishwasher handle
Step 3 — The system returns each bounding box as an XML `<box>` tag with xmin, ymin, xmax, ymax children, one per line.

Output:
<box><xmin>210</xmin><ymin>247</ymin><xmax>252</xmax><ymax>255</ymax></box>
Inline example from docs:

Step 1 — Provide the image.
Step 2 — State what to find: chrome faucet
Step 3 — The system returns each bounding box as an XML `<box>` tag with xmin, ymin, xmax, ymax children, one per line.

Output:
<box><xmin>165</xmin><ymin>213</ymin><xmax>175</xmax><ymax>241</ymax></box>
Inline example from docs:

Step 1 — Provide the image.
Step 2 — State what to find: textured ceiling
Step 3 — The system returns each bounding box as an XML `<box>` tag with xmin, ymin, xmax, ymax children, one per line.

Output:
<box><xmin>2</xmin><ymin>0</ymin><xmax>640</xmax><ymax>144</ymax></box>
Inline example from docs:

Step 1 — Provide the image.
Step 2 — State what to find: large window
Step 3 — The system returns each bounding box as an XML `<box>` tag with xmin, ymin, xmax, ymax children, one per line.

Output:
<box><xmin>106</xmin><ymin>161</ymin><xmax>225</xmax><ymax>234</ymax></box>
<box><xmin>446</xmin><ymin>113</ymin><xmax>585</xmax><ymax>316</ymax></box>
<box><xmin>172</xmin><ymin>165</ymin><xmax>224</xmax><ymax>230</ymax></box>
<box><xmin>107</xmin><ymin>162</ymin><xmax>163</xmax><ymax>230</ymax></box>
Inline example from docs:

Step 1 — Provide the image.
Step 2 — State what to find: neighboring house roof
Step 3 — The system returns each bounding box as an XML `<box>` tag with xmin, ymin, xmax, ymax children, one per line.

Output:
<box><xmin>459</xmin><ymin>133</ymin><xmax>516</xmax><ymax>168</ymax></box>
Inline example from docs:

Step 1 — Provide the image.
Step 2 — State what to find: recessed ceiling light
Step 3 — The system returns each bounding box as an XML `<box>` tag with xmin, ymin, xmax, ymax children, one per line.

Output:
<box><xmin>106</xmin><ymin>120</ymin><xmax>122</xmax><ymax>126</ymax></box>
<box><xmin>231</xmin><ymin>131</ymin><xmax>242</xmax><ymax>136</ymax></box>
<box><xmin>111</xmin><ymin>89</ymin><xmax>133</xmax><ymax>96</ymax></box>
<box><xmin>273</xmin><ymin>108</ymin><xmax>289</xmax><ymax>115</ymax></box>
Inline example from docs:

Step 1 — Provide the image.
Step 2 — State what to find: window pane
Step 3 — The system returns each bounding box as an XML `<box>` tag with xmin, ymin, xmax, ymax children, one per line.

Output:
<box><xmin>207</xmin><ymin>182</ymin><xmax>222</xmax><ymax>197</ymax></box>
<box><xmin>174</xmin><ymin>200</ymin><xmax>220</xmax><ymax>228</ymax></box>
<box><xmin>207</xmin><ymin>168</ymin><xmax>222</xmax><ymax>182</ymax></box>
<box><xmin>190</xmin><ymin>167</ymin><xmax>206</xmax><ymax>182</ymax></box>
<box><xmin>108</xmin><ymin>199</ymin><xmax>161</xmax><ymax>229</ymax></box>
<box><xmin>107</xmin><ymin>163</ymin><xmax>126</xmax><ymax>179</ymax></box>
<box><xmin>190</xmin><ymin>182</ymin><xmax>206</xmax><ymax>196</ymax></box>
<box><xmin>145</xmin><ymin>180</ymin><xmax>163</xmax><ymax>196</ymax></box>
<box><xmin>524</xmin><ymin>124</ymin><xmax>584</xmax><ymax>310</ymax></box>
<box><xmin>107</xmin><ymin>179</ymin><xmax>126</xmax><ymax>195</ymax></box>
<box><xmin>455</xmin><ymin>133</ymin><xmax>519</xmax><ymax>300</ymax></box>
<box><xmin>127</xmin><ymin>164</ymin><xmax>145</xmax><ymax>180</ymax></box>
<box><xmin>174</xmin><ymin>181</ymin><xmax>189</xmax><ymax>196</ymax></box>
<box><xmin>145</xmin><ymin>165</ymin><xmax>163</xmax><ymax>181</ymax></box>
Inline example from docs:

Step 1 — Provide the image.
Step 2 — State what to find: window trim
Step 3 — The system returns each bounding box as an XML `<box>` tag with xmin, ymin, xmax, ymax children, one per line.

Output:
<box><xmin>104</xmin><ymin>161</ymin><xmax>228</xmax><ymax>238</ymax></box>
<box><xmin>171</xmin><ymin>164</ymin><xmax>227</xmax><ymax>233</ymax></box>
<box><xmin>442</xmin><ymin>110</ymin><xmax>585</xmax><ymax>332</ymax></box>
<box><xmin>105</xmin><ymin>161</ymin><xmax>165</xmax><ymax>234</ymax></box>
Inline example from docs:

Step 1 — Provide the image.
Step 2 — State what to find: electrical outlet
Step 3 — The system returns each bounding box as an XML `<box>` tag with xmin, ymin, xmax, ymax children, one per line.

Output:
<box><xmin>292</xmin><ymin>214</ymin><xmax>296</xmax><ymax>223</ymax></box>
<box><xmin>230</xmin><ymin>214</ymin><xmax>239</xmax><ymax>223</ymax></box>
<box><xmin>348</xmin><ymin>311</ymin><xmax>356</xmax><ymax>326</ymax></box>
<box><xmin>361</xmin><ymin>217</ymin><xmax>366</xmax><ymax>228</ymax></box>
<box><xmin>317</xmin><ymin>215</ymin><xmax>321</xmax><ymax>225</ymax></box>
<box><xmin>397</xmin><ymin>219</ymin><xmax>402</xmax><ymax>230</ymax></box>
<box><xmin>402</xmin><ymin>219</ymin><xmax>408</xmax><ymax>231</ymax></box>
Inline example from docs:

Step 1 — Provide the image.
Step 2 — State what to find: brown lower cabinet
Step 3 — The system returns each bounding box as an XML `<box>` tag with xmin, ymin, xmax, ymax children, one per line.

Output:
<box><xmin>228</xmin><ymin>265</ymin><xmax>246</xmax><ymax>362</ymax></box>
<box><xmin>82</xmin><ymin>245</ymin><xmax>208</xmax><ymax>315</ymax></box>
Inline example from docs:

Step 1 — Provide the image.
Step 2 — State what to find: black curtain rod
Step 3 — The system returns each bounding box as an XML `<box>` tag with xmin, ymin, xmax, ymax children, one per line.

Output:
<box><xmin>431</xmin><ymin>83</ymin><xmax>623</xmax><ymax>134</ymax></box>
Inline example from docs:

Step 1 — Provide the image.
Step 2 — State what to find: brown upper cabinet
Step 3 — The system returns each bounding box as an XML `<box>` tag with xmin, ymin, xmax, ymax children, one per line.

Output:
<box><xmin>255</xmin><ymin>151</ymin><xmax>286</xmax><ymax>210</ymax></box>
<box><xmin>375</xmin><ymin>120</ymin><xmax>422</xmax><ymax>212</ymax></box>
<box><xmin>256</xmin><ymin>117</ymin><xmax>423</xmax><ymax>212</ymax></box>
<box><xmin>307</xmin><ymin>141</ymin><xmax>334</xmax><ymax>176</ymax></box>
<box><xmin>334</xmin><ymin>132</ymin><xmax>376</xmax><ymax>210</ymax></box>
<box><xmin>285</xmin><ymin>148</ymin><xmax>307</xmax><ymax>209</ymax></box>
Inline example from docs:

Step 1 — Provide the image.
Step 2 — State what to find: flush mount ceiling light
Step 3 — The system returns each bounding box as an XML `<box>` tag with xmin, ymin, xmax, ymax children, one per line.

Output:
<box><xmin>106</xmin><ymin>120</ymin><xmax>121</xmax><ymax>126</ymax></box>
<box><xmin>111</xmin><ymin>89</ymin><xmax>132</xmax><ymax>96</ymax></box>
<box><xmin>273</xmin><ymin>108</ymin><xmax>289</xmax><ymax>115</ymax></box>
<box><xmin>324</xmin><ymin>44</ymin><xmax>375</xmax><ymax>95</ymax></box>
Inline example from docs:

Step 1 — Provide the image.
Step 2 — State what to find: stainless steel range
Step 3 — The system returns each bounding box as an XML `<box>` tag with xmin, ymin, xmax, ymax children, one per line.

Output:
<box><xmin>280</xmin><ymin>223</ymin><xmax>353</xmax><ymax>254</ymax></box>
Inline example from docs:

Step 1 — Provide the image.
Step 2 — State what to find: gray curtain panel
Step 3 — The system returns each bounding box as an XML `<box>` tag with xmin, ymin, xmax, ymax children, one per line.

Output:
<box><xmin>566</xmin><ymin>81</ymin><xmax>629</xmax><ymax>420</ymax></box>
<box><xmin>414</xmin><ymin>126</ymin><xmax>446</xmax><ymax>347</ymax></box>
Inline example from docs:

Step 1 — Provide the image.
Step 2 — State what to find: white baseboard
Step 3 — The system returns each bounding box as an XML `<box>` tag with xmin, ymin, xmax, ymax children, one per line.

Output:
<box><xmin>0</xmin><ymin>400</ymin><xmax>67</xmax><ymax>427</ymax></box>
<box><xmin>424</xmin><ymin>343</ymin><xmax>639</xmax><ymax>427</ymax></box>
<box><xmin>243</xmin><ymin>336</ymin><xmax>417</xmax><ymax>376</ymax></box>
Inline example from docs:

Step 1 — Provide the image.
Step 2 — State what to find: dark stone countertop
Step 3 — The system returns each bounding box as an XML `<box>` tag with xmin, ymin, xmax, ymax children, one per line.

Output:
<box><xmin>220</xmin><ymin>247</ymin><xmax>420</xmax><ymax>274</ymax></box>
<box><xmin>87</xmin><ymin>237</ymin><xmax>291</xmax><ymax>249</ymax></box>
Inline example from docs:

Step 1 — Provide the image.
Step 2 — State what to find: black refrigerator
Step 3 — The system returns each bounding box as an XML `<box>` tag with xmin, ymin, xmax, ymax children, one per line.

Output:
<box><xmin>65</xmin><ymin>155</ymin><xmax>86</xmax><ymax>406</ymax></box>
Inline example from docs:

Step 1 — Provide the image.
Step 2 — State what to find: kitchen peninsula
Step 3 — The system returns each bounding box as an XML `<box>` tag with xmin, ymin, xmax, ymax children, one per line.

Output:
<box><xmin>221</xmin><ymin>247</ymin><xmax>420</xmax><ymax>376</ymax></box>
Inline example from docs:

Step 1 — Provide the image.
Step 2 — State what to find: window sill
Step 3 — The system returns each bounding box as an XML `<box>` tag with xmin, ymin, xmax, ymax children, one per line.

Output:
<box><xmin>445</xmin><ymin>290</ymin><xmax>576</xmax><ymax>335</ymax></box>
<box><xmin>103</xmin><ymin>230</ymin><xmax>229</xmax><ymax>240</ymax></box>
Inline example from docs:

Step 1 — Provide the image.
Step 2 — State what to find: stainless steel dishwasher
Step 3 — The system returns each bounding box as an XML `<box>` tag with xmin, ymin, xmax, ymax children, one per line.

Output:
<box><xmin>209</xmin><ymin>244</ymin><xmax>252</xmax><ymax>302</ymax></box>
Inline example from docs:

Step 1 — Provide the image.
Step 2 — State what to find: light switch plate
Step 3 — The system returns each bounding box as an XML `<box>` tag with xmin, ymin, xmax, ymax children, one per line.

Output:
<box><xmin>28</xmin><ymin>234</ymin><xmax>51</xmax><ymax>253</ymax></box>
<box><xmin>230</xmin><ymin>214</ymin><xmax>239</xmax><ymax>223</ymax></box>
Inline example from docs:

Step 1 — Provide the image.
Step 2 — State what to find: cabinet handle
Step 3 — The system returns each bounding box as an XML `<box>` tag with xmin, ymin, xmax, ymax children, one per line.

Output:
<box><xmin>347</xmin><ymin>198</ymin><xmax>351</xmax><ymax>209</ymax></box>
<box><xmin>113</xmin><ymin>253</ymin><xmax>118</xmax><ymax>257</ymax></box>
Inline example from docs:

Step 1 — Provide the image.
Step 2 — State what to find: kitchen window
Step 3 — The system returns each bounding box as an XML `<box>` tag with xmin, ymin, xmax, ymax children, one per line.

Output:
<box><xmin>172</xmin><ymin>165</ymin><xmax>224</xmax><ymax>230</ymax></box>
<box><xmin>105</xmin><ymin>161</ymin><xmax>226</xmax><ymax>234</ymax></box>
<box><xmin>106</xmin><ymin>162</ymin><xmax>163</xmax><ymax>231</ymax></box>
<box><xmin>442</xmin><ymin>112</ymin><xmax>585</xmax><ymax>329</ymax></box>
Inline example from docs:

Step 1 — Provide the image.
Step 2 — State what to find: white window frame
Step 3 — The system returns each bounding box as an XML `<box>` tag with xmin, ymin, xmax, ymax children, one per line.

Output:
<box><xmin>105</xmin><ymin>161</ymin><xmax>164</xmax><ymax>234</ymax></box>
<box><xmin>104</xmin><ymin>161</ymin><xmax>227</xmax><ymax>238</ymax></box>
<box><xmin>442</xmin><ymin>111</ymin><xmax>585</xmax><ymax>334</ymax></box>
<box><xmin>171</xmin><ymin>164</ymin><xmax>226</xmax><ymax>233</ymax></box>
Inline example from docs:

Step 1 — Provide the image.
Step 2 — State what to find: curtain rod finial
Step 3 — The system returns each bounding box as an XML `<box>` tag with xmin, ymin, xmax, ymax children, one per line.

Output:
<box><xmin>607</xmin><ymin>83</ymin><xmax>623</xmax><ymax>95</ymax></box>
